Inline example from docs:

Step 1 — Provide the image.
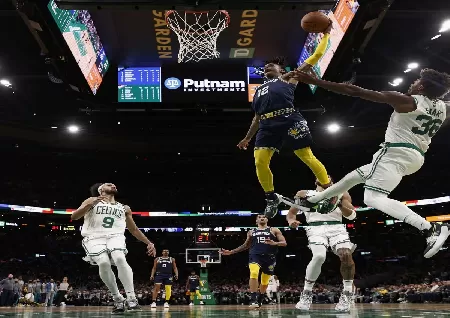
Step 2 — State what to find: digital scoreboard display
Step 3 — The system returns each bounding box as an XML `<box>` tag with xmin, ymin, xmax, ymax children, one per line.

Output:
<box><xmin>196</xmin><ymin>232</ymin><xmax>211</xmax><ymax>244</ymax></box>
<box><xmin>48</xmin><ymin>0</ymin><xmax>109</xmax><ymax>95</ymax></box>
<box><xmin>118</xmin><ymin>67</ymin><xmax>162</xmax><ymax>102</ymax></box>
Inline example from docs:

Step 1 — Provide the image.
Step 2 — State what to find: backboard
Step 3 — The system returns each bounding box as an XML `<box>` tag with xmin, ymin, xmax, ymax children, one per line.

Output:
<box><xmin>186</xmin><ymin>248</ymin><xmax>221</xmax><ymax>264</ymax></box>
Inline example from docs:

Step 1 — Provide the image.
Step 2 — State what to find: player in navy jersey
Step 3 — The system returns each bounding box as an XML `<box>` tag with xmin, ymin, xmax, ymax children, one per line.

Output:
<box><xmin>150</xmin><ymin>249</ymin><xmax>178</xmax><ymax>308</ymax></box>
<box><xmin>237</xmin><ymin>23</ymin><xmax>333</xmax><ymax>219</ymax></box>
<box><xmin>186</xmin><ymin>270</ymin><xmax>204</xmax><ymax>306</ymax></box>
<box><xmin>221</xmin><ymin>215</ymin><xmax>286</xmax><ymax>308</ymax></box>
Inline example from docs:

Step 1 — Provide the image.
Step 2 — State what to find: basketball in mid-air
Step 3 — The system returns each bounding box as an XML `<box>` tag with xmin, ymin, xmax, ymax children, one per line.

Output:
<box><xmin>301</xmin><ymin>11</ymin><xmax>331</xmax><ymax>33</ymax></box>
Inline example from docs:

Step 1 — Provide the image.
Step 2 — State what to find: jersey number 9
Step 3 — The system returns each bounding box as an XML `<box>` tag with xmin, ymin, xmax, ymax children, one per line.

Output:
<box><xmin>102</xmin><ymin>217</ymin><xmax>114</xmax><ymax>228</ymax></box>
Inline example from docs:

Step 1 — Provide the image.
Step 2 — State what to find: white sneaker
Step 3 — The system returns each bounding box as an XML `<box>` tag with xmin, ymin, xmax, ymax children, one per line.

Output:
<box><xmin>164</xmin><ymin>302</ymin><xmax>170</xmax><ymax>308</ymax></box>
<box><xmin>335</xmin><ymin>291</ymin><xmax>352</xmax><ymax>312</ymax></box>
<box><xmin>424</xmin><ymin>224</ymin><xmax>449</xmax><ymax>258</ymax></box>
<box><xmin>295</xmin><ymin>291</ymin><xmax>313</xmax><ymax>311</ymax></box>
<box><xmin>189</xmin><ymin>302</ymin><xmax>194</xmax><ymax>306</ymax></box>
<box><xmin>150</xmin><ymin>302</ymin><xmax>156</xmax><ymax>308</ymax></box>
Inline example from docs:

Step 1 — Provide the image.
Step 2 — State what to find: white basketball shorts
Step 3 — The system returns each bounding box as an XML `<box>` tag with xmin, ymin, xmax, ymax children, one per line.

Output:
<box><xmin>82</xmin><ymin>234</ymin><xmax>127</xmax><ymax>265</ymax></box>
<box><xmin>356</xmin><ymin>143</ymin><xmax>424</xmax><ymax>195</ymax></box>
<box><xmin>305</xmin><ymin>224</ymin><xmax>355</xmax><ymax>254</ymax></box>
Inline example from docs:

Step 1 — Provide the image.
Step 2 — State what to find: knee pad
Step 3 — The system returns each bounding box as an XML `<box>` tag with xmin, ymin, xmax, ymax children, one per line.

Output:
<box><xmin>260</xmin><ymin>273</ymin><xmax>271</xmax><ymax>286</ymax></box>
<box><xmin>249</xmin><ymin>263</ymin><xmax>260</xmax><ymax>279</ymax></box>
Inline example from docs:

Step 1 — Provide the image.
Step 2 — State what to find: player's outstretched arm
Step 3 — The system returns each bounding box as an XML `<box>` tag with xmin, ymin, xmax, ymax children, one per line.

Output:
<box><xmin>221</xmin><ymin>230</ymin><xmax>252</xmax><ymax>255</ymax></box>
<box><xmin>124</xmin><ymin>206</ymin><xmax>156</xmax><ymax>257</ymax></box>
<box><xmin>237</xmin><ymin>114</ymin><xmax>261</xmax><ymax>150</ymax></box>
<box><xmin>340</xmin><ymin>192</ymin><xmax>357</xmax><ymax>220</ymax></box>
<box><xmin>150</xmin><ymin>259</ymin><xmax>157</xmax><ymax>280</ymax></box>
<box><xmin>265</xmin><ymin>228</ymin><xmax>287</xmax><ymax>247</ymax></box>
<box><xmin>292</xmin><ymin>72</ymin><xmax>416</xmax><ymax>113</ymax></box>
<box><xmin>284</xmin><ymin>23</ymin><xmax>332</xmax><ymax>84</ymax></box>
<box><xmin>172</xmin><ymin>258</ymin><xmax>179</xmax><ymax>280</ymax></box>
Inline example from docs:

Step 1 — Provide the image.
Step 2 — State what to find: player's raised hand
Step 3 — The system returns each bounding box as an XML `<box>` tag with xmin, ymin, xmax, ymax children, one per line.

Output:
<box><xmin>174</xmin><ymin>275</ymin><xmax>178</xmax><ymax>281</ymax></box>
<box><xmin>146</xmin><ymin>242</ymin><xmax>156</xmax><ymax>257</ymax></box>
<box><xmin>264</xmin><ymin>239</ymin><xmax>278</xmax><ymax>246</ymax></box>
<box><xmin>237</xmin><ymin>138</ymin><xmax>250</xmax><ymax>150</ymax></box>
<box><xmin>150</xmin><ymin>276</ymin><xmax>154</xmax><ymax>281</ymax></box>
<box><xmin>87</xmin><ymin>196</ymin><xmax>107</xmax><ymax>207</ymax></box>
<box><xmin>220</xmin><ymin>248</ymin><xmax>233</xmax><ymax>256</ymax></box>
<box><xmin>288</xmin><ymin>220</ymin><xmax>301</xmax><ymax>229</ymax></box>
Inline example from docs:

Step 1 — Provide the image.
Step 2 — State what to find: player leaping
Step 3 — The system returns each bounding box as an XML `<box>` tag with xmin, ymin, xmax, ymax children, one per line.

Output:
<box><xmin>292</xmin><ymin>69</ymin><xmax>450</xmax><ymax>258</ymax></box>
<box><xmin>237</xmin><ymin>23</ymin><xmax>333</xmax><ymax>219</ymax></box>
<box><xmin>283</xmin><ymin>177</ymin><xmax>357</xmax><ymax>312</ymax></box>
<box><xmin>72</xmin><ymin>183</ymin><xmax>156</xmax><ymax>314</ymax></box>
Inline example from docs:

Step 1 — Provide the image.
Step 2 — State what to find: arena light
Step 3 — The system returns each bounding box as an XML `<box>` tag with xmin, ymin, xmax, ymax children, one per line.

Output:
<box><xmin>51</xmin><ymin>126</ymin><xmax>57</xmax><ymax>129</ymax></box>
<box><xmin>431</xmin><ymin>34</ymin><xmax>441</xmax><ymax>40</ymax></box>
<box><xmin>389</xmin><ymin>78</ymin><xmax>403</xmax><ymax>87</ymax></box>
<box><xmin>67</xmin><ymin>125</ymin><xmax>79</xmax><ymax>133</ymax></box>
<box><xmin>407</xmin><ymin>62</ymin><xmax>419</xmax><ymax>69</ymax></box>
<box><xmin>0</xmin><ymin>79</ymin><xmax>11</xmax><ymax>87</ymax></box>
<box><xmin>439</xmin><ymin>19</ymin><xmax>450</xmax><ymax>32</ymax></box>
<box><xmin>327</xmin><ymin>123</ymin><xmax>340</xmax><ymax>133</ymax></box>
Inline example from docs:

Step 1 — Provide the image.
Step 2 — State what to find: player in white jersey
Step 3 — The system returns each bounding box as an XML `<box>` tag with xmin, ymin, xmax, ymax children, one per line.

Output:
<box><xmin>71</xmin><ymin>182</ymin><xmax>156</xmax><ymax>314</ymax></box>
<box><xmin>281</xmin><ymin>177</ymin><xmax>357</xmax><ymax>312</ymax></box>
<box><xmin>292</xmin><ymin>69</ymin><xmax>450</xmax><ymax>258</ymax></box>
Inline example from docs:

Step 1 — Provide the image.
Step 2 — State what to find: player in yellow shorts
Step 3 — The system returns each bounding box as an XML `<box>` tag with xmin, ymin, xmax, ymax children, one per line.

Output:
<box><xmin>237</xmin><ymin>22</ymin><xmax>333</xmax><ymax>218</ymax></box>
<box><xmin>221</xmin><ymin>215</ymin><xmax>286</xmax><ymax>308</ymax></box>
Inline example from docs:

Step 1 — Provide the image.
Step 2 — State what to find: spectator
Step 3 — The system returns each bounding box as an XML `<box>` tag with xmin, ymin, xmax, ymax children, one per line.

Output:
<box><xmin>0</xmin><ymin>274</ymin><xmax>15</xmax><ymax>307</ymax></box>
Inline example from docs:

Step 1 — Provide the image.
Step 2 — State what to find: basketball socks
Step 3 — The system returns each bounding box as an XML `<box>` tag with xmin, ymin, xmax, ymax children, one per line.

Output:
<box><xmin>303</xmin><ymin>280</ymin><xmax>315</xmax><ymax>292</ymax></box>
<box><xmin>343</xmin><ymin>280</ymin><xmax>353</xmax><ymax>293</ymax></box>
<box><xmin>250</xmin><ymin>292</ymin><xmax>258</xmax><ymax>302</ymax></box>
<box><xmin>308</xmin><ymin>170</ymin><xmax>364</xmax><ymax>203</ymax></box>
<box><xmin>364</xmin><ymin>190</ymin><xmax>432</xmax><ymax>231</ymax></box>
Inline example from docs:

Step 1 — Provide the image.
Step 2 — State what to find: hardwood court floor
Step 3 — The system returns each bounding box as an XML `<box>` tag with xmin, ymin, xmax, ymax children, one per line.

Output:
<box><xmin>0</xmin><ymin>303</ymin><xmax>449</xmax><ymax>317</ymax></box>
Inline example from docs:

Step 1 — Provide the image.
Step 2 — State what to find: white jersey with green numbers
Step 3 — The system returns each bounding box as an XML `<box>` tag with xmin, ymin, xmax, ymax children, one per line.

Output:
<box><xmin>304</xmin><ymin>190</ymin><xmax>344</xmax><ymax>223</ymax></box>
<box><xmin>81</xmin><ymin>200</ymin><xmax>127</xmax><ymax>237</ymax></box>
<box><xmin>385</xmin><ymin>95</ymin><xmax>446</xmax><ymax>153</ymax></box>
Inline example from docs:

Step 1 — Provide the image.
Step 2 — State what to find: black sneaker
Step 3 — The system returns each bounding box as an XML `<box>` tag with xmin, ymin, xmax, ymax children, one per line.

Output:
<box><xmin>126</xmin><ymin>298</ymin><xmax>142</xmax><ymax>312</ymax></box>
<box><xmin>424</xmin><ymin>223</ymin><xmax>449</xmax><ymax>258</ymax></box>
<box><xmin>112</xmin><ymin>299</ymin><xmax>125</xmax><ymax>314</ymax></box>
<box><xmin>264</xmin><ymin>197</ymin><xmax>280</xmax><ymax>218</ymax></box>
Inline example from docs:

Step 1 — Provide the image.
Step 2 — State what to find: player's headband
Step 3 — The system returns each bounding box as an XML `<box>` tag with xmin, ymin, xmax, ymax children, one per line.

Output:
<box><xmin>98</xmin><ymin>183</ymin><xmax>106</xmax><ymax>195</ymax></box>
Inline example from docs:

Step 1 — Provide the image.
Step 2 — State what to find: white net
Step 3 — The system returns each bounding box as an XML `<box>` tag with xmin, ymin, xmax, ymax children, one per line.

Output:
<box><xmin>165</xmin><ymin>10</ymin><xmax>230</xmax><ymax>63</ymax></box>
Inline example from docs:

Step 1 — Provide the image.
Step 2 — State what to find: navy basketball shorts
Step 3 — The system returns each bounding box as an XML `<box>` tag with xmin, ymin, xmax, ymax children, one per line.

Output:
<box><xmin>154</xmin><ymin>274</ymin><xmax>173</xmax><ymax>285</ymax></box>
<box><xmin>189</xmin><ymin>286</ymin><xmax>200</xmax><ymax>293</ymax></box>
<box><xmin>255</xmin><ymin>113</ymin><xmax>313</xmax><ymax>152</ymax></box>
<box><xmin>249</xmin><ymin>254</ymin><xmax>277</xmax><ymax>275</ymax></box>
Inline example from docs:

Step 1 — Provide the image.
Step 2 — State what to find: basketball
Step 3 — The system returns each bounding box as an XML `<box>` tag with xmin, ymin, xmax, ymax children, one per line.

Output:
<box><xmin>301</xmin><ymin>11</ymin><xmax>331</xmax><ymax>33</ymax></box>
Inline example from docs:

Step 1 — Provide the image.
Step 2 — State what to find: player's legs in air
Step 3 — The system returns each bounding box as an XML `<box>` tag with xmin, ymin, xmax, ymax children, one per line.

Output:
<box><xmin>255</xmin><ymin>118</ymin><xmax>330</xmax><ymax>218</ymax></box>
<box><xmin>299</xmin><ymin>147</ymin><xmax>449</xmax><ymax>258</ymax></box>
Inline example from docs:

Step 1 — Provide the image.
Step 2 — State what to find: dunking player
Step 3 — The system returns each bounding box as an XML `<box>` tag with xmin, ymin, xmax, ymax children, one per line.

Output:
<box><xmin>150</xmin><ymin>249</ymin><xmax>178</xmax><ymax>308</ymax></box>
<box><xmin>186</xmin><ymin>270</ymin><xmax>204</xmax><ymax>306</ymax></box>
<box><xmin>237</xmin><ymin>23</ymin><xmax>333</xmax><ymax>218</ymax></box>
<box><xmin>282</xmin><ymin>177</ymin><xmax>357</xmax><ymax>312</ymax></box>
<box><xmin>293</xmin><ymin>69</ymin><xmax>450</xmax><ymax>258</ymax></box>
<box><xmin>221</xmin><ymin>215</ymin><xmax>286</xmax><ymax>308</ymax></box>
<box><xmin>71</xmin><ymin>183</ymin><xmax>156</xmax><ymax>314</ymax></box>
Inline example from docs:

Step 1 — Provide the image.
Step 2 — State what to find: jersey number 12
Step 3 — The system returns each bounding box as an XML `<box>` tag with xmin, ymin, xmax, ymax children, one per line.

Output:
<box><xmin>256</xmin><ymin>86</ymin><xmax>269</xmax><ymax>98</ymax></box>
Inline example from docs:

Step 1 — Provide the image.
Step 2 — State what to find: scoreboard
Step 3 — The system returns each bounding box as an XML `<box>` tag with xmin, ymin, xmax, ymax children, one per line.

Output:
<box><xmin>118</xmin><ymin>67</ymin><xmax>162</xmax><ymax>102</ymax></box>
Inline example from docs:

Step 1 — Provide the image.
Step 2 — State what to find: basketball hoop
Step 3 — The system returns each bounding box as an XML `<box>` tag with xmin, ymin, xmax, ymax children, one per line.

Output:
<box><xmin>200</xmin><ymin>259</ymin><xmax>208</xmax><ymax>268</ymax></box>
<box><xmin>165</xmin><ymin>10</ymin><xmax>230</xmax><ymax>63</ymax></box>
